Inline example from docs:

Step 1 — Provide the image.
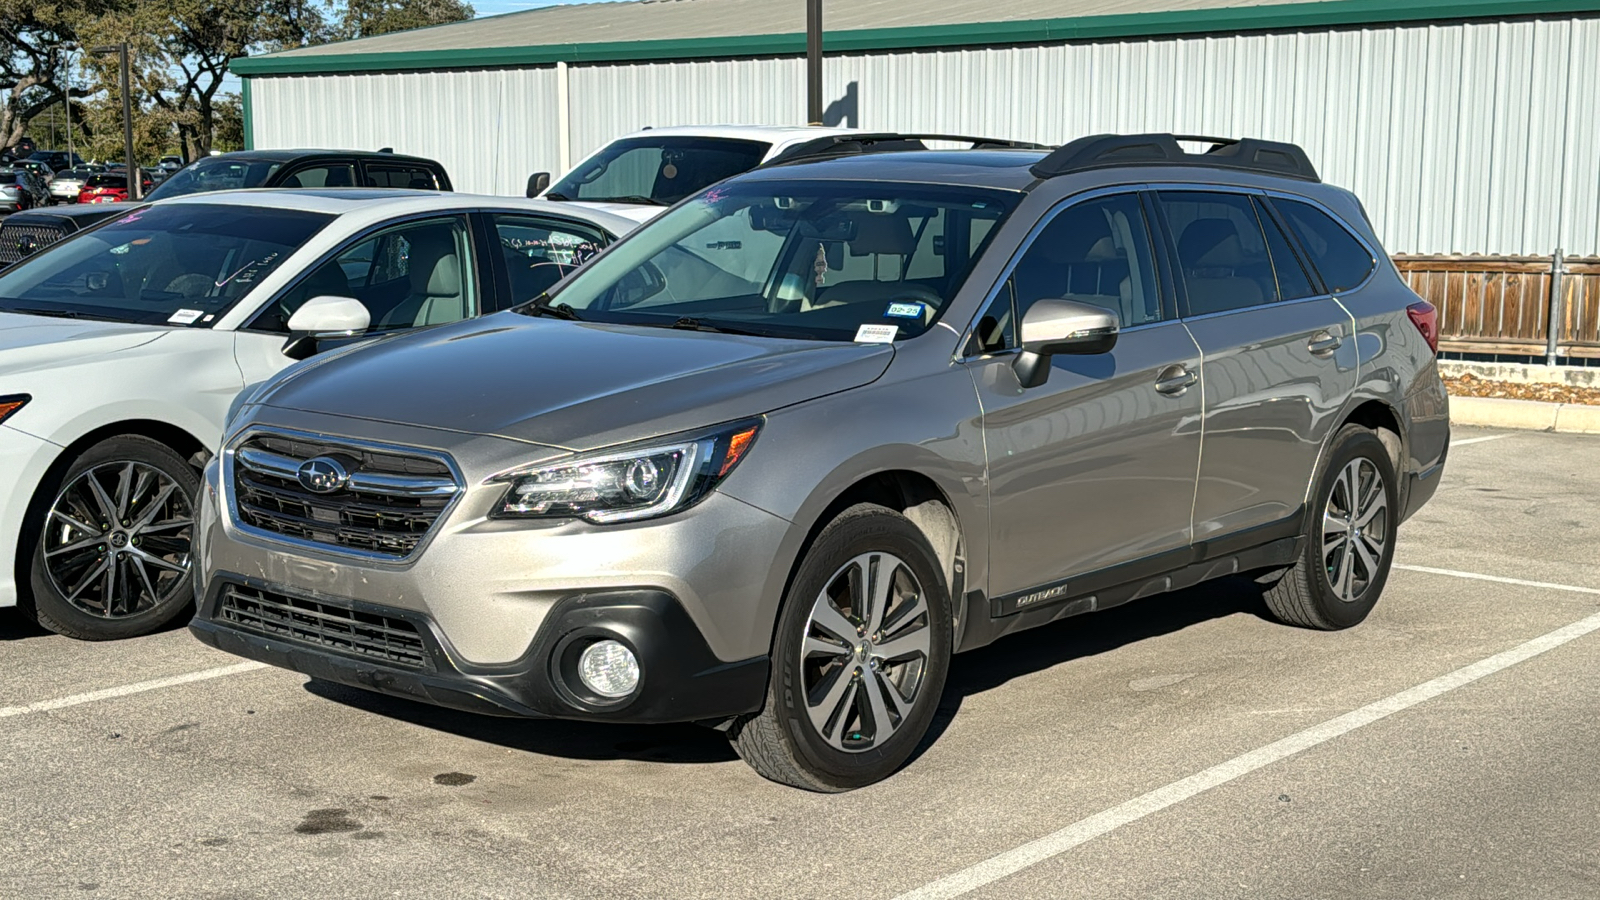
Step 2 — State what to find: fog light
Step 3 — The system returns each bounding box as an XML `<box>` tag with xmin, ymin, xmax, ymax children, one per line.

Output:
<box><xmin>577</xmin><ymin>640</ymin><xmax>640</xmax><ymax>698</ymax></box>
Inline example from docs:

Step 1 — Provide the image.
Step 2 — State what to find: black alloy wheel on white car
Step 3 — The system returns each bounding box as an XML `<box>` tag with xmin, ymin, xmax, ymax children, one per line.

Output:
<box><xmin>24</xmin><ymin>436</ymin><xmax>199</xmax><ymax>640</ymax></box>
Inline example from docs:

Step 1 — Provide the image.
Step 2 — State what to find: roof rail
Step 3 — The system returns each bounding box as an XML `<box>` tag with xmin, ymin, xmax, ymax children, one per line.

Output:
<box><xmin>765</xmin><ymin>132</ymin><xmax>1052</xmax><ymax>167</ymax></box>
<box><xmin>1030</xmin><ymin>133</ymin><xmax>1320</xmax><ymax>183</ymax></box>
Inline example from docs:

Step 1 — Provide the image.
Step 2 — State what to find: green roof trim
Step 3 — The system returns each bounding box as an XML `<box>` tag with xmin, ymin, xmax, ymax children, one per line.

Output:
<box><xmin>230</xmin><ymin>0</ymin><xmax>1600</xmax><ymax>76</ymax></box>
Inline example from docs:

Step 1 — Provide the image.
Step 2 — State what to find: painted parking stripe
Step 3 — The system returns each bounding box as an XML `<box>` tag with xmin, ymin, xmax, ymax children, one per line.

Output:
<box><xmin>0</xmin><ymin>661</ymin><xmax>267</xmax><ymax>720</ymax></box>
<box><xmin>1449</xmin><ymin>434</ymin><xmax>1511</xmax><ymax>447</ymax></box>
<box><xmin>1394</xmin><ymin>564</ymin><xmax>1600</xmax><ymax>596</ymax></box>
<box><xmin>890</xmin><ymin>602</ymin><xmax>1600</xmax><ymax>899</ymax></box>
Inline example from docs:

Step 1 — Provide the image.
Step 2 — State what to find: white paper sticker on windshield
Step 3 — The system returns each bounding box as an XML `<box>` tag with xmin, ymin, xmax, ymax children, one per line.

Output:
<box><xmin>167</xmin><ymin>308</ymin><xmax>203</xmax><ymax>325</ymax></box>
<box><xmin>854</xmin><ymin>323</ymin><xmax>899</xmax><ymax>344</ymax></box>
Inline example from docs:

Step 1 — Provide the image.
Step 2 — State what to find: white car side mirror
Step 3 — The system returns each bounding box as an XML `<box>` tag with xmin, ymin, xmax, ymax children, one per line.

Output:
<box><xmin>287</xmin><ymin>295</ymin><xmax>371</xmax><ymax>336</ymax></box>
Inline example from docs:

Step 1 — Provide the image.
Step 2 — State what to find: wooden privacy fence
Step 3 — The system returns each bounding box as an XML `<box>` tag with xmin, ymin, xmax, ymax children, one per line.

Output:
<box><xmin>1394</xmin><ymin>254</ymin><xmax>1600</xmax><ymax>360</ymax></box>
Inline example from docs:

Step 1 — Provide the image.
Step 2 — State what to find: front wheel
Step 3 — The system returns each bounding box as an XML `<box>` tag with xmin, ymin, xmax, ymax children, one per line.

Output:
<box><xmin>731</xmin><ymin>504</ymin><xmax>952</xmax><ymax>791</ymax></box>
<box><xmin>24</xmin><ymin>436</ymin><xmax>199</xmax><ymax>640</ymax></box>
<box><xmin>1263</xmin><ymin>424</ymin><xmax>1399</xmax><ymax>630</ymax></box>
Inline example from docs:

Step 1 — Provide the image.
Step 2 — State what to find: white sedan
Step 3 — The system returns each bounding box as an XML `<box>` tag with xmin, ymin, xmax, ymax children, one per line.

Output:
<box><xmin>0</xmin><ymin>189</ymin><xmax>638</xmax><ymax>639</ymax></box>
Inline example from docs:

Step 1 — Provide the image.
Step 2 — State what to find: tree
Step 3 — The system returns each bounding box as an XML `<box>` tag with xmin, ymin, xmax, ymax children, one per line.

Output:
<box><xmin>332</xmin><ymin>0</ymin><xmax>474</xmax><ymax>41</ymax></box>
<box><xmin>0</xmin><ymin>0</ymin><xmax>98</xmax><ymax>149</ymax></box>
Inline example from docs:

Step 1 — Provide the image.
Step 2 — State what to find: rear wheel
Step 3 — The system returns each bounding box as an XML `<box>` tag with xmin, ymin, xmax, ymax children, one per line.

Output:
<box><xmin>1263</xmin><ymin>424</ymin><xmax>1398</xmax><ymax>630</ymax></box>
<box><xmin>731</xmin><ymin>504</ymin><xmax>952</xmax><ymax>791</ymax></box>
<box><xmin>24</xmin><ymin>436</ymin><xmax>199</xmax><ymax>641</ymax></box>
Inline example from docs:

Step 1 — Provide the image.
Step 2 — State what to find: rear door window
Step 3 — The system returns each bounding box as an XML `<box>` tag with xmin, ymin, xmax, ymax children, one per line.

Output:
<box><xmin>1158</xmin><ymin>191</ymin><xmax>1283</xmax><ymax>316</ymax></box>
<box><xmin>1272</xmin><ymin>199</ymin><xmax>1376</xmax><ymax>293</ymax></box>
<box><xmin>364</xmin><ymin>164</ymin><xmax>441</xmax><ymax>190</ymax></box>
<box><xmin>278</xmin><ymin>163</ymin><xmax>357</xmax><ymax>188</ymax></box>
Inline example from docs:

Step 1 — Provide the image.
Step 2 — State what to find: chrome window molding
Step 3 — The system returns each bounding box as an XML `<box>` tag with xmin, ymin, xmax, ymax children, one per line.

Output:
<box><xmin>221</xmin><ymin>425</ymin><xmax>466</xmax><ymax>566</ymax></box>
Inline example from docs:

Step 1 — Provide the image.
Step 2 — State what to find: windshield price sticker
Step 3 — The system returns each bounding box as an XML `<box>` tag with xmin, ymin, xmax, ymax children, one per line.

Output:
<box><xmin>854</xmin><ymin>323</ymin><xmax>899</xmax><ymax>344</ymax></box>
<box><xmin>167</xmin><ymin>308</ymin><xmax>203</xmax><ymax>325</ymax></box>
<box><xmin>885</xmin><ymin>302</ymin><xmax>925</xmax><ymax>319</ymax></box>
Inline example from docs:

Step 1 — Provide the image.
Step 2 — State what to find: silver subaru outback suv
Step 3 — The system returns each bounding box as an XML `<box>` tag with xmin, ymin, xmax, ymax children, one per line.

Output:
<box><xmin>193</xmin><ymin>134</ymin><xmax>1449</xmax><ymax>791</ymax></box>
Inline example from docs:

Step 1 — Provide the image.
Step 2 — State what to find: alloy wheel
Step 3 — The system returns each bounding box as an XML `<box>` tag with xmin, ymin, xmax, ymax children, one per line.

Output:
<box><xmin>799</xmin><ymin>551</ymin><xmax>932</xmax><ymax>752</ymax></box>
<box><xmin>43</xmin><ymin>461</ymin><xmax>194</xmax><ymax>618</ymax></box>
<box><xmin>1321</xmin><ymin>457</ymin><xmax>1388</xmax><ymax>603</ymax></box>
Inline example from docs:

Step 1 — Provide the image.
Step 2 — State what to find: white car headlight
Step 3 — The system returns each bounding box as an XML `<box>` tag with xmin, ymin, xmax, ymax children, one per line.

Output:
<box><xmin>490</xmin><ymin>419</ymin><xmax>760</xmax><ymax>524</ymax></box>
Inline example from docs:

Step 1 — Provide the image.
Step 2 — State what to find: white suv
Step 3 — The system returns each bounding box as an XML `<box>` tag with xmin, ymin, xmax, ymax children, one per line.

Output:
<box><xmin>0</xmin><ymin>189</ymin><xmax>636</xmax><ymax>639</ymax></box>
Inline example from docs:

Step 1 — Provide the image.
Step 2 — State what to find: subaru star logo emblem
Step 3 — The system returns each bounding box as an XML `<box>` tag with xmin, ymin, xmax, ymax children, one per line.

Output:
<box><xmin>296</xmin><ymin>456</ymin><xmax>350</xmax><ymax>494</ymax></box>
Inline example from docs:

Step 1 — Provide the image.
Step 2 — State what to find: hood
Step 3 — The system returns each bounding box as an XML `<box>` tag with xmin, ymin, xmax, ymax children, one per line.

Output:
<box><xmin>0</xmin><ymin>312</ymin><xmax>168</xmax><ymax>376</ymax></box>
<box><xmin>255</xmin><ymin>313</ymin><xmax>893</xmax><ymax>451</ymax></box>
<box><xmin>544</xmin><ymin>200</ymin><xmax>669</xmax><ymax>225</ymax></box>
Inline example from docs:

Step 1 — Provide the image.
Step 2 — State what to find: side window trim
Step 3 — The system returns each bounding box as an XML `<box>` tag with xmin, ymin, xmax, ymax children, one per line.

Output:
<box><xmin>956</xmin><ymin>184</ymin><xmax>1165</xmax><ymax>361</ymax></box>
<box><xmin>240</xmin><ymin>212</ymin><xmax>474</xmax><ymax>334</ymax></box>
<box><xmin>1260</xmin><ymin>193</ymin><xmax>1380</xmax><ymax>295</ymax></box>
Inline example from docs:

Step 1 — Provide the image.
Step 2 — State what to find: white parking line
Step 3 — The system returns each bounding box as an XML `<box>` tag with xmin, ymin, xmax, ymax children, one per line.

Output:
<box><xmin>1394</xmin><ymin>564</ymin><xmax>1600</xmax><ymax>596</ymax></box>
<box><xmin>0</xmin><ymin>661</ymin><xmax>267</xmax><ymax>721</ymax></box>
<box><xmin>1450</xmin><ymin>434</ymin><xmax>1510</xmax><ymax>447</ymax></box>
<box><xmin>891</xmin><ymin>589</ymin><xmax>1600</xmax><ymax>900</ymax></box>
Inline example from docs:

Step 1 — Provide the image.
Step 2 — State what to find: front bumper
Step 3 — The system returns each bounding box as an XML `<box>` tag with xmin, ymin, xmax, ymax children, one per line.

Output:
<box><xmin>190</xmin><ymin>577</ymin><xmax>768</xmax><ymax>723</ymax></box>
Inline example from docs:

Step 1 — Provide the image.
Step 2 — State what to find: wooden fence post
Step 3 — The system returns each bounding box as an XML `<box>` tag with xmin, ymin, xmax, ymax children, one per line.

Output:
<box><xmin>1546</xmin><ymin>249</ymin><xmax>1565</xmax><ymax>366</ymax></box>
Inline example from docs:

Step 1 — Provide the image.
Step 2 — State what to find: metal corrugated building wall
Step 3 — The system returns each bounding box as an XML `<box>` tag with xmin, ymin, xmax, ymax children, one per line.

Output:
<box><xmin>244</xmin><ymin>6</ymin><xmax>1600</xmax><ymax>257</ymax></box>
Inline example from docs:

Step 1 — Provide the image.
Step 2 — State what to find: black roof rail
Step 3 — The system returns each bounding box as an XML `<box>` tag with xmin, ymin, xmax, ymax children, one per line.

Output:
<box><xmin>1030</xmin><ymin>133</ymin><xmax>1320</xmax><ymax>183</ymax></box>
<box><xmin>764</xmin><ymin>132</ymin><xmax>1052</xmax><ymax>166</ymax></box>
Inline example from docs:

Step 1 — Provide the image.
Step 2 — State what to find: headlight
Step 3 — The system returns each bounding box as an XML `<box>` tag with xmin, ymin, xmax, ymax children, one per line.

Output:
<box><xmin>490</xmin><ymin>418</ymin><xmax>760</xmax><ymax>524</ymax></box>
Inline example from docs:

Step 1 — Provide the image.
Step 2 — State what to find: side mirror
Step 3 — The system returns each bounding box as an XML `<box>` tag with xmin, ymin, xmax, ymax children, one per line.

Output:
<box><xmin>283</xmin><ymin>295</ymin><xmax>371</xmax><ymax>360</ymax></box>
<box><xmin>527</xmin><ymin>172</ymin><xmax>551</xmax><ymax>198</ymax></box>
<box><xmin>1012</xmin><ymin>298</ymin><xmax>1119</xmax><ymax>389</ymax></box>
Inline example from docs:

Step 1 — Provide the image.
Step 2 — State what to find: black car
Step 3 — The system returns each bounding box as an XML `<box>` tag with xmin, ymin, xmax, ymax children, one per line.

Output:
<box><xmin>0</xmin><ymin>203</ymin><xmax>135</xmax><ymax>267</ymax></box>
<box><xmin>143</xmin><ymin>149</ymin><xmax>452</xmax><ymax>201</ymax></box>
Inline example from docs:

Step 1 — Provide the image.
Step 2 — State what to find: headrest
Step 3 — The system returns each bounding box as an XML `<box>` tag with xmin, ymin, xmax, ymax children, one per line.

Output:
<box><xmin>278</xmin><ymin>174</ymin><xmax>303</xmax><ymax>188</ymax></box>
<box><xmin>1084</xmin><ymin>236</ymin><xmax>1121</xmax><ymax>260</ymax></box>
<box><xmin>422</xmin><ymin>254</ymin><xmax>461</xmax><ymax>296</ymax></box>
<box><xmin>849</xmin><ymin>213</ymin><xmax>916</xmax><ymax>256</ymax></box>
<box><xmin>1178</xmin><ymin>218</ymin><xmax>1243</xmax><ymax>268</ymax></box>
<box><xmin>405</xmin><ymin>230</ymin><xmax>460</xmax><ymax>296</ymax></box>
<box><xmin>325</xmin><ymin>167</ymin><xmax>353</xmax><ymax>187</ymax></box>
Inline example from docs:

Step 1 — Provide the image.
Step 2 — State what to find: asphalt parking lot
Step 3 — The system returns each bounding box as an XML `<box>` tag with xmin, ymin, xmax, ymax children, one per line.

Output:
<box><xmin>3</xmin><ymin>425</ymin><xmax>1598</xmax><ymax>899</ymax></box>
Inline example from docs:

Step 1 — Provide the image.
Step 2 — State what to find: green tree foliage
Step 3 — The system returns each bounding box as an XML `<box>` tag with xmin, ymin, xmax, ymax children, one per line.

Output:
<box><xmin>0</xmin><ymin>0</ymin><xmax>105</xmax><ymax>149</ymax></box>
<box><xmin>333</xmin><ymin>0</ymin><xmax>474</xmax><ymax>41</ymax></box>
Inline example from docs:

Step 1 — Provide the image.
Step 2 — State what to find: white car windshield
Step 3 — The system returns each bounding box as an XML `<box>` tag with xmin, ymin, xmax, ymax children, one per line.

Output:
<box><xmin>534</xmin><ymin>179</ymin><xmax>1019</xmax><ymax>341</ymax></box>
<box><xmin>547</xmin><ymin>137</ymin><xmax>769</xmax><ymax>206</ymax></box>
<box><xmin>0</xmin><ymin>204</ymin><xmax>331</xmax><ymax>326</ymax></box>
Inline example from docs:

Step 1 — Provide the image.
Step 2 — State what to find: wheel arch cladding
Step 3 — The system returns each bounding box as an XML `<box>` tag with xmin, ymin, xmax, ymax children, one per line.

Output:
<box><xmin>766</xmin><ymin>470</ymin><xmax>964</xmax><ymax>656</ymax></box>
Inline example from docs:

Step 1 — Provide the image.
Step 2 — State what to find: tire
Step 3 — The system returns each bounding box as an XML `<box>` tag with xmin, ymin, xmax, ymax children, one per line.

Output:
<box><xmin>1264</xmin><ymin>424</ymin><xmax>1399</xmax><ymax>630</ymax></box>
<box><xmin>731</xmin><ymin>503</ymin><xmax>952</xmax><ymax>791</ymax></box>
<box><xmin>22</xmin><ymin>436</ymin><xmax>200</xmax><ymax>641</ymax></box>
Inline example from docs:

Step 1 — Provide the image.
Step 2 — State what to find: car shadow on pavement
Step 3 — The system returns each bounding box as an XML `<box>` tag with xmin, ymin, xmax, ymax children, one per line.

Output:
<box><xmin>303</xmin><ymin>576</ymin><xmax>1273</xmax><ymax>770</ymax></box>
<box><xmin>0</xmin><ymin>606</ymin><xmax>49</xmax><ymax>640</ymax></box>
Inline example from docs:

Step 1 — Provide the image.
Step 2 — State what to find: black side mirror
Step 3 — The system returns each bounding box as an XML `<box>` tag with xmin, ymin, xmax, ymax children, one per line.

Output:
<box><xmin>527</xmin><ymin>172</ymin><xmax>551</xmax><ymax>198</ymax></box>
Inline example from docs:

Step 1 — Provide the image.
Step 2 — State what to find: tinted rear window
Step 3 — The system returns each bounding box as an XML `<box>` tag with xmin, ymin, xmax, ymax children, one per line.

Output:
<box><xmin>1274</xmin><ymin>199</ymin><xmax>1376</xmax><ymax>293</ymax></box>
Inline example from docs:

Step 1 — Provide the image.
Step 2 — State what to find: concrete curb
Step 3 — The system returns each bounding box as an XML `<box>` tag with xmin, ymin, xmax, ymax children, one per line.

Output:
<box><xmin>1450</xmin><ymin>396</ymin><xmax>1600</xmax><ymax>434</ymax></box>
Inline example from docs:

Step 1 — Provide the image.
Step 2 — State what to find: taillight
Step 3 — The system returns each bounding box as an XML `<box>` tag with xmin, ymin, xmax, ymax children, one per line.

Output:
<box><xmin>1406</xmin><ymin>300</ymin><xmax>1438</xmax><ymax>355</ymax></box>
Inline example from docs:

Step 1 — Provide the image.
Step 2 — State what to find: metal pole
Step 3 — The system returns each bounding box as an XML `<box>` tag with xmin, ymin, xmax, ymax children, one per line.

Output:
<box><xmin>118</xmin><ymin>44</ymin><xmax>139</xmax><ymax>200</ymax></box>
<box><xmin>65</xmin><ymin>53</ymin><xmax>73</xmax><ymax>163</ymax></box>
<box><xmin>1546</xmin><ymin>248</ymin><xmax>1565</xmax><ymax>367</ymax></box>
<box><xmin>806</xmin><ymin>0</ymin><xmax>823</xmax><ymax>124</ymax></box>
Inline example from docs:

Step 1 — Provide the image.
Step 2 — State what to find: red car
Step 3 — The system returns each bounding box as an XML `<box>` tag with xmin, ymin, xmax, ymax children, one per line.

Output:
<box><xmin>78</xmin><ymin>171</ymin><xmax>154</xmax><ymax>204</ymax></box>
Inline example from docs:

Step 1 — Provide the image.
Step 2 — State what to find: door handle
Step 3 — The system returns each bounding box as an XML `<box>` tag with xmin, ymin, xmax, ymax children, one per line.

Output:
<box><xmin>1307</xmin><ymin>331</ymin><xmax>1342</xmax><ymax>356</ymax></box>
<box><xmin>1154</xmin><ymin>365</ymin><xmax>1198</xmax><ymax>396</ymax></box>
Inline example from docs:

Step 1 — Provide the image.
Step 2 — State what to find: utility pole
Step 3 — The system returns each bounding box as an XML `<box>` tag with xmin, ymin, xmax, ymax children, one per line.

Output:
<box><xmin>806</xmin><ymin>0</ymin><xmax>823</xmax><ymax>124</ymax></box>
<box><xmin>92</xmin><ymin>43</ymin><xmax>139</xmax><ymax>199</ymax></box>
<box><xmin>65</xmin><ymin>49</ymin><xmax>74</xmax><ymax>163</ymax></box>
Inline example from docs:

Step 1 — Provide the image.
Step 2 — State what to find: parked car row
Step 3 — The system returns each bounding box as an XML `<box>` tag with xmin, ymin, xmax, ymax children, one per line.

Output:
<box><xmin>0</xmin><ymin>128</ymin><xmax>1449</xmax><ymax>791</ymax></box>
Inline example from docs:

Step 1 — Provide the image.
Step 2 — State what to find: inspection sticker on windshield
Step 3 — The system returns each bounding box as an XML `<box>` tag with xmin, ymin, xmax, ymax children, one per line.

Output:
<box><xmin>854</xmin><ymin>323</ymin><xmax>899</xmax><ymax>343</ymax></box>
<box><xmin>167</xmin><ymin>308</ymin><xmax>203</xmax><ymax>325</ymax></box>
<box><xmin>884</xmin><ymin>302</ymin><xmax>925</xmax><ymax>319</ymax></box>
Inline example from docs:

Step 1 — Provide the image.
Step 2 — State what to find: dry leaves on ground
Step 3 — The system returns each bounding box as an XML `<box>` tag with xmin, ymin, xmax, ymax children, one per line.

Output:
<box><xmin>1444</xmin><ymin>373</ymin><xmax>1600</xmax><ymax>406</ymax></box>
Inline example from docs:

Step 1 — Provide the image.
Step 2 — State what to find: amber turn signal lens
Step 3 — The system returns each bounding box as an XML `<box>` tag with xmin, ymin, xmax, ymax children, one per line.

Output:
<box><xmin>0</xmin><ymin>395</ymin><xmax>29</xmax><ymax>425</ymax></box>
<box><xmin>719</xmin><ymin>425</ymin><xmax>759</xmax><ymax>477</ymax></box>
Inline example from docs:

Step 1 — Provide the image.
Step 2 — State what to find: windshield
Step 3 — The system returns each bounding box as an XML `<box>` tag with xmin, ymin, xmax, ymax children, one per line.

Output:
<box><xmin>539</xmin><ymin>179</ymin><xmax>1018</xmax><ymax>341</ymax></box>
<box><xmin>548</xmin><ymin>137</ymin><xmax>768</xmax><ymax>206</ymax></box>
<box><xmin>144</xmin><ymin>157</ymin><xmax>281</xmax><ymax>200</ymax></box>
<box><xmin>0</xmin><ymin>204</ymin><xmax>332</xmax><ymax>325</ymax></box>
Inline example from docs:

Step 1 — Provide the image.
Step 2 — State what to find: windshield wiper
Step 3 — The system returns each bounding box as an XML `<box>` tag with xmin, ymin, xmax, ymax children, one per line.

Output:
<box><xmin>2</xmin><ymin>306</ymin><xmax>106</xmax><ymax>321</ymax></box>
<box><xmin>662</xmin><ymin>316</ymin><xmax>774</xmax><ymax>337</ymax></box>
<box><xmin>516</xmin><ymin>292</ymin><xmax>583</xmax><ymax>321</ymax></box>
<box><xmin>543</xmin><ymin>191</ymin><xmax>570</xmax><ymax>201</ymax></box>
<box><xmin>590</xmin><ymin>195</ymin><xmax>668</xmax><ymax>206</ymax></box>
